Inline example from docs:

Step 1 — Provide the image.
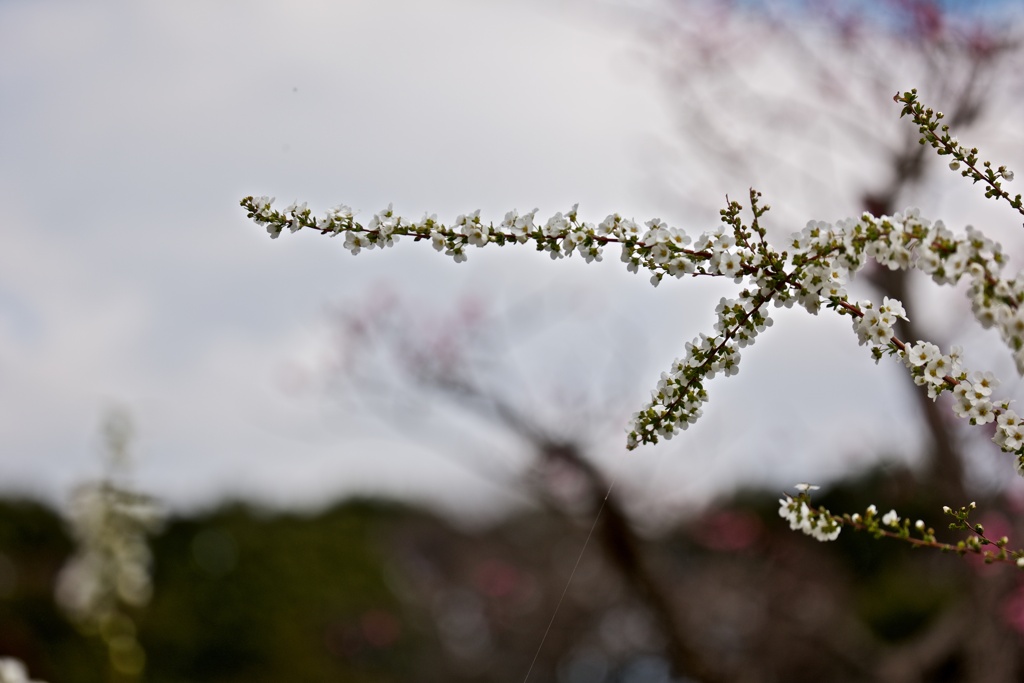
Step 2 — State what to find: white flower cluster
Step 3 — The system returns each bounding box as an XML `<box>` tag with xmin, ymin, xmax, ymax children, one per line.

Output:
<box><xmin>0</xmin><ymin>659</ymin><xmax>45</xmax><ymax>683</ymax></box>
<box><xmin>633</xmin><ymin>287</ymin><xmax>774</xmax><ymax>448</ymax></box>
<box><xmin>788</xmin><ymin>209</ymin><xmax>1021</xmax><ymax>365</ymax></box>
<box><xmin>241</xmin><ymin>193</ymin><xmax>1024</xmax><ymax>470</ymax></box>
<box><xmin>901</xmin><ymin>341</ymin><xmax>961</xmax><ymax>398</ymax></box>
<box><xmin>853</xmin><ymin>298</ymin><xmax>906</xmax><ymax>348</ymax></box>
<box><xmin>779</xmin><ymin>208</ymin><xmax>1024</xmax><ymax>466</ymax></box>
<box><xmin>898</xmin><ymin>342</ymin><xmax>1024</xmax><ymax>473</ymax></box>
<box><xmin>778</xmin><ymin>494</ymin><xmax>841</xmax><ymax>542</ymax></box>
<box><xmin>55</xmin><ymin>483</ymin><xmax>161</xmax><ymax>626</ymax></box>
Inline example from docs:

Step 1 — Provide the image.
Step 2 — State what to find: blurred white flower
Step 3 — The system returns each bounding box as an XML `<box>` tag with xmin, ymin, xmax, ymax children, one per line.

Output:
<box><xmin>0</xmin><ymin>658</ymin><xmax>45</xmax><ymax>683</ymax></box>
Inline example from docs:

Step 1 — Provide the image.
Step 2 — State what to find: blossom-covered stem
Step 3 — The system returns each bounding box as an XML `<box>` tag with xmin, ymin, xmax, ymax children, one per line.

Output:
<box><xmin>895</xmin><ymin>89</ymin><xmax>1022</xmax><ymax>219</ymax></box>
<box><xmin>246</xmin><ymin>86</ymin><xmax>1024</xmax><ymax>564</ymax></box>
<box><xmin>800</xmin><ymin>497</ymin><xmax>1024</xmax><ymax>567</ymax></box>
<box><xmin>242</xmin><ymin>91</ymin><xmax>1024</xmax><ymax>467</ymax></box>
<box><xmin>242</xmin><ymin>192</ymin><xmax>1024</xmax><ymax>467</ymax></box>
<box><xmin>841</xmin><ymin>516</ymin><xmax>1021</xmax><ymax>564</ymax></box>
<box><xmin>655</xmin><ymin>291</ymin><xmax>773</xmax><ymax>412</ymax></box>
<box><xmin>831</xmin><ymin>298</ymin><xmax>966</xmax><ymax>387</ymax></box>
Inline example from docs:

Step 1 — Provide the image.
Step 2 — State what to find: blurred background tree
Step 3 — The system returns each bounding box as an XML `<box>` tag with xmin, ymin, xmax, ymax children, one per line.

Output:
<box><xmin>640</xmin><ymin>0</ymin><xmax>1024</xmax><ymax>500</ymax></box>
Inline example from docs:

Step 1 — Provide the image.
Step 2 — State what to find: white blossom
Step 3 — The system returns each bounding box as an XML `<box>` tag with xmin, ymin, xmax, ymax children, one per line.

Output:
<box><xmin>778</xmin><ymin>495</ymin><xmax>841</xmax><ymax>542</ymax></box>
<box><xmin>55</xmin><ymin>483</ymin><xmax>161</xmax><ymax>627</ymax></box>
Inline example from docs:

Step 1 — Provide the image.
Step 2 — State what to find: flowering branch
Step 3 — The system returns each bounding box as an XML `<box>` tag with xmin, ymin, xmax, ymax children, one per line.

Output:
<box><xmin>896</xmin><ymin>88</ymin><xmax>1022</xmax><ymax>219</ymax></box>
<box><xmin>241</xmin><ymin>189</ymin><xmax>1024</xmax><ymax>472</ymax></box>
<box><xmin>241</xmin><ymin>88</ymin><xmax>1024</xmax><ymax>571</ymax></box>
<box><xmin>781</xmin><ymin>486</ymin><xmax>1024</xmax><ymax>568</ymax></box>
<box><xmin>242</xmin><ymin>88</ymin><xmax>1024</xmax><ymax>484</ymax></box>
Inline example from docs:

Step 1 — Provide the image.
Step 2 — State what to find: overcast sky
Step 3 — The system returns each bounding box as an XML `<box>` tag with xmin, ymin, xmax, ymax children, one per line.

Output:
<box><xmin>3</xmin><ymin>0</ymin><xmax>1024</xmax><ymax>521</ymax></box>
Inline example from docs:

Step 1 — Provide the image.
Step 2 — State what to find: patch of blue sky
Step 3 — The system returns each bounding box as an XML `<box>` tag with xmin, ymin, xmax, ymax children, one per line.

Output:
<box><xmin>734</xmin><ymin>0</ymin><xmax>1021</xmax><ymax>25</ymax></box>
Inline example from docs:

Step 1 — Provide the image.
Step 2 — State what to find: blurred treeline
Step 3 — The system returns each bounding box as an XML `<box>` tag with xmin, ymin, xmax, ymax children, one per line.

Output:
<box><xmin>3</xmin><ymin>465</ymin><xmax>1023</xmax><ymax>683</ymax></box>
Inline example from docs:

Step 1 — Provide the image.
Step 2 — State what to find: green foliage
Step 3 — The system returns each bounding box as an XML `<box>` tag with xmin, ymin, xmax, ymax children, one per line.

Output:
<box><xmin>1</xmin><ymin>499</ymin><xmax>415</xmax><ymax>683</ymax></box>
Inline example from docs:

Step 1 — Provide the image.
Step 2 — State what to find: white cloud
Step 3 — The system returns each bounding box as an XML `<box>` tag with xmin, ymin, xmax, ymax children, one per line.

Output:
<box><xmin>0</xmin><ymin>0</ymin><xmax>672</xmax><ymax>513</ymax></box>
